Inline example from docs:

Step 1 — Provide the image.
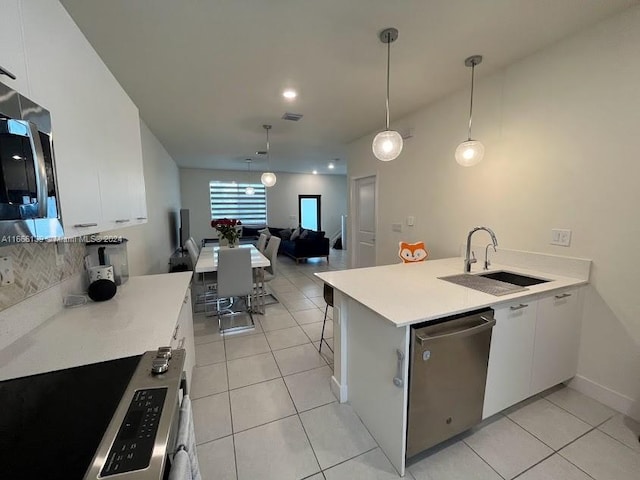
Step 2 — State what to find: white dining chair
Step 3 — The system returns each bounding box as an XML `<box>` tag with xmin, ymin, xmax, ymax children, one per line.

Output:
<box><xmin>216</xmin><ymin>247</ymin><xmax>254</xmax><ymax>332</ymax></box>
<box><xmin>256</xmin><ymin>233</ymin><xmax>268</xmax><ymax>253</ymax></box>
<box><xmin>263</xmin><ymin>236</ymin><xmax>280</xmax><ymax>280</ymax></box>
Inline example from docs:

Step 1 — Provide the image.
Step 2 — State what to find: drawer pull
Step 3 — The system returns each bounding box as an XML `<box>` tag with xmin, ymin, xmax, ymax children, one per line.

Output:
<box><xmin>510</xmin><ymin>303</ymin><xmax>529</xmax><ymax>311</ymax></box>
<box><xmin>555</xmin><ymin>293</ymin><xmax>572</xmax><ymax>300</ymax></box>
<box><xmin>136</xmin><ymin>217</ymin><xmax>148</xmax><ymax>220</ymax></box>
<box><xmin>173</xmin><ymin>324</ymin><xmax>180</xmax><ymax>340</ymax></box>
<box><xmin>393</xmin><ymin>349</ymin><xmax>404</xmax><ymax>388</ymax></box>
<box><xmin>115</xmin><ymin>219</ymin><xmax>130</xmax><ymax>223</ymax></box>
<box><xmin>73</xmin><ymin>223</ymin><xmax>98</xmax><ymax>228</ymax></box>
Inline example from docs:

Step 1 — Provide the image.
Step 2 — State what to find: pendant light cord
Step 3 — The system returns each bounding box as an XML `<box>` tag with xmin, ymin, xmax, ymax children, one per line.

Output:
<box><xmin>385</xmin><ymin>31</ymin><xmax>391</xmax><ymax>131</ymax></box>
<box><xmin>467</xmin><ymin>60</ymin><xmax>476</xmax><ymax>141</ymax></box>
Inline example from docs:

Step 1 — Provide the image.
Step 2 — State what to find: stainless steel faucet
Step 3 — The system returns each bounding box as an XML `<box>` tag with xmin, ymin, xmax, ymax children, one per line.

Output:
<box><xmin>484</xmin><ymin>243</ymin><xmax>497</xmax><ymax>270</ymax></box>
<box><xmin>465</xmin><ymin>226</ymin><xmax>498</xmax><ymax>273</ymax></box>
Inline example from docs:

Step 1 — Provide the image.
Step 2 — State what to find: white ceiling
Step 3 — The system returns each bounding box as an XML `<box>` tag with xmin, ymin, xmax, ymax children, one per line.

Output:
<box><xmin>61</xmin><ymin>0</ymin><xmax>636</xmax><ymax>176</ymax></box>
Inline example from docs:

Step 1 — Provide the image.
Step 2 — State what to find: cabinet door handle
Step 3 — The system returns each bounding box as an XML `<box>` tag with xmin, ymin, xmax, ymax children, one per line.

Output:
<box><xmin>115</xmin><ymin>219</ymin><xmax>130</xmax><ymax>223</ymax></box>
<box><xmin>173</xmin><ymin>323</ymin><xmax>180</xmax><ymax>340</ymax></box>
<box><xmin>74</xmin><ymin>223</ymin><xmax>98</xmax><ymax>228</ymax></box>
<box><xmin>393</xmin><ymin>349</ymin><xmax>404</xmax><ymax>388</ymax></box>
<box><xmin>555</xmin><ymin>293</ymin><xmax>572</xmax><ymax>300</ymax></box>
<box><xmin>0</xmin><ymin>65</ymin><xmax>16</xmax><ymax>80</ymax></box>
<box><xmin>510</xmin><ymin>303</ymin><xmax>529</xmax><ymax>311</ymax></box>
<box><xmin>136</xmin><ymin>217</ymin><xmax>148</xmax><ymax>220</ymax></box>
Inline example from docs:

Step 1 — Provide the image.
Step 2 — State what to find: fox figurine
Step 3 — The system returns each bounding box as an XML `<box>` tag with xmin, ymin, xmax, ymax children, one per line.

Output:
<box><xmin>398</xmin><ymin>241</ymin><xmax>429</xmax><ymax>263</ymax></box>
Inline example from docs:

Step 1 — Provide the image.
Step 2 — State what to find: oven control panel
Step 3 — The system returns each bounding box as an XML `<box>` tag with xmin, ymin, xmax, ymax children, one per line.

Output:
<box><xmin>100</xmin><ymin>388</ymin><xmax>167</xmax><ymax>477</ymax></box>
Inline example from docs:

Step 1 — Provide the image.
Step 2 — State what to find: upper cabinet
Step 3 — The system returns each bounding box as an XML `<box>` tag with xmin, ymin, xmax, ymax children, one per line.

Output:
<box><xmin>14</xmin><ymin>0</ymin><xmax>147</xmax><ymax>238</ymax></box>
<box><xmin>0</xmin><ymin>0</ymin><xmax>30</xmax><ymax>95</ymax></box>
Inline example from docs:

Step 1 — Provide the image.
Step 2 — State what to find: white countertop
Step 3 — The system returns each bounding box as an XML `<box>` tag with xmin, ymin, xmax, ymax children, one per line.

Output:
<box><xmin>0</xmin><ymin>272</ymin><xmax>192</xmax><ymax>381</ymax></box>
<box><xmin>315</xmin><ymin>257</ymin><xmax>588</xmax><ymax>327</ymax></box>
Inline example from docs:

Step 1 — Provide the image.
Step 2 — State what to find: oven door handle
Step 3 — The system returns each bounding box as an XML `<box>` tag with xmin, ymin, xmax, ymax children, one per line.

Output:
<box><xmin>180</xmin><ymin>371</ymin><xmax>188</xmax><ymax>396</ymax></box>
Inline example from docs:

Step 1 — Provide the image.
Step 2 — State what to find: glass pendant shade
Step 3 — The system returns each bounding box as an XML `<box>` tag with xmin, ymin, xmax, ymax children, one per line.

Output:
<box><xmin>455</xmin><ymin>139</ymin><xmax>485</xmax><ymax>167</ymax></box>
<box><xmin>261</xmin><ymin>172</ymin><xmax>277</xmax><ymax>187</ymax></box>
<box><xmin>372</xmin><ymin>130</ymin><xmax>403</xmax><ymax>162</ymax></box>
<box><xmin>245</xmin><ymin>186</ymin><xmax>255</xmax><ymax>195</ymax></box>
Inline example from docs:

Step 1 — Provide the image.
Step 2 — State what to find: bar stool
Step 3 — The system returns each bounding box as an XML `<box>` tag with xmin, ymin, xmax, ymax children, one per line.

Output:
<box><xmin>319</xmin><ymin>283</ymin><xmax>334</xmax><ymax>354</ymax></box>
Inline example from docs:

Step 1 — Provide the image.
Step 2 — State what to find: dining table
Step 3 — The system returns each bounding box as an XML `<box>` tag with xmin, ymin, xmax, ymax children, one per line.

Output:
<box><xmin>195</xmin><ymin>244</ymin><xmax>271</xmax><ymax>315</ymax></box>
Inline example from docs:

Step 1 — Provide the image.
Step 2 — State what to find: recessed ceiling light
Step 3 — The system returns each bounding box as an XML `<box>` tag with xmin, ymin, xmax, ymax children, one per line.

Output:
<box><xmin>282</xmin><ymin>89</ymin><xmax>297</xmax><ymax>99</ymax></box>
<box><xmin>328</xmin><ymin>163</ymin><xmax>335</xmax><ymax>169</ymax></box>
<box><xmin>12</xmin><ymin>155</ymin><xmax>22</xmax><ymax>160</ymax></box>
<box><xmin>312</xmin><ymin>170</ymin><xmax>318</xmax><ymax>175</ymax></box>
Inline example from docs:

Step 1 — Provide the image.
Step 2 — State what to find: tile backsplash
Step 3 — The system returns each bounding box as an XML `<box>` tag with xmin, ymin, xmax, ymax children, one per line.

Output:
<box><xmin>0</xmin><ymin>242</ymin><xmax>86</xmax><ymax>311</ymax></box>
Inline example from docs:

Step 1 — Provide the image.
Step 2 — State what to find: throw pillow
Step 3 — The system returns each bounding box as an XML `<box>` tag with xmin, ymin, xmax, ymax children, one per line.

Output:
<box><xmin>290</xmin><ymin>227</ymin><xmax>301</xmax><ymax>241</ymax></box>
<box><xmin>258</xmin><ymin>227</ymin><xmax>271</xmax><ymax>239</ymax></box>
<box><xmin>299</xmin><ymin>229</ymin><xmax>309</xmax><ymax>239</ymax></box>
<box><xmin>306</xmin><ymin>230</ymin><xmax>320</xmax><ymax>240</ymax></box>
<box><xmin>279</xmin><ymin>229</ymin><xmax>292</xmax><ymax>241</ymax></box>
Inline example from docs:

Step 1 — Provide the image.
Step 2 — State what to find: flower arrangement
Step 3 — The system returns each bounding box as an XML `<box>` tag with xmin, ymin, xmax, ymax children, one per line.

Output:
<box><xmin>211</xmin><ymin>218</ymin><xmax>242</xmax><ymax>246</ymax></box>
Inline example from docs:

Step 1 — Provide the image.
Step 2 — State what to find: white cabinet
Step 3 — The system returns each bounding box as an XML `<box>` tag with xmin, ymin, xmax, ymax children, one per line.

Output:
<box><xmin>530</xmin><ymin>288</ymin><xmax>580</xmax><ymax>394</ymax></box>
<box><xmin>0</xmin><ymin>0</ymin><xmax>30</xmax><ymax>95</ymax></box>
<box><xmin>18</xmin><ymin>0</ymin><xmax>147</xmax><ymax>238</ymax></box>
<box><xmin>483</xmin><ymin>287</ymin><xmax>583</xmax><ymax>418</ymax></box>
<box><xmin>483</xmin><ymin>300</ymin><xmax>537</xmax><ymax>419</ymax></box>
<box><xmin>171</xmin><ymin>289</ymin><xmax>196</xmax><ymax>387</ymax></box>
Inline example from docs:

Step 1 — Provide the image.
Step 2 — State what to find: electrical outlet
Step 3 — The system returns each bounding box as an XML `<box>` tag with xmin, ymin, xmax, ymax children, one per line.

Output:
<box><xmin>392</xmin><ymin>223</ymin><xmax>402</xmax><ymax>232</ymax></box>
<box><xmin>0</xmin><ymin>257</ymin><xmax>14</xmax><ymax>285</ymax></box>
<box><xmin>551</xmin><ymin>229</ymin><xmax>572</xmax><ymax>247</ymax></box>
<box><xmin>55</xmin><ymin>242</ymin><xmax>66</xmax><ymax>267</ymax></box>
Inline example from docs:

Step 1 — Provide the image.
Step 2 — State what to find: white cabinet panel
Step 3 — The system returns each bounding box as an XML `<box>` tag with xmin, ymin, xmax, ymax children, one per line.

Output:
<box><xmin>0</xmin><ymin>0</ymin><xmax>29</xmax><ymax>95</ymax></box>
<box><xmin>171</xmin><ymin>289</ymin><xmax>195</xmax><ymax>387</ymax></box>
<box><xmin>483</xmin><ymin>300</ymin><xmax>537</xmax><ymax>419</ymax></box>
<box><xmin>530</xmin><ymin>288</ymin><xmax>580</xmax><ymax>394</ymax></box>
<box><xmin>19</xmin><ymin>0</ymin><xmax>146</xmax><ymax>238</ymax></box>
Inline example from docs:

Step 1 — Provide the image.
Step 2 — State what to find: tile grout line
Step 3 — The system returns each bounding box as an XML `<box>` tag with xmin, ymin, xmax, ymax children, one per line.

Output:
<box><xmin>222</xmin><ymin>334</ymin><xmax>240</xmax><ymax>480</ymax></box>
<box><xmin>460</xmin><ymin>437</ymin><xmax>507</xmax><ymax>480</ymax></box>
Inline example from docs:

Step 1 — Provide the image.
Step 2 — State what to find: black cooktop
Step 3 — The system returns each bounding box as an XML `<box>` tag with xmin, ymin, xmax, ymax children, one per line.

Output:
<box><xmin>0</xmin><ymin>355</ymin><xmax>142</xmax><ymax>480</ymax></box>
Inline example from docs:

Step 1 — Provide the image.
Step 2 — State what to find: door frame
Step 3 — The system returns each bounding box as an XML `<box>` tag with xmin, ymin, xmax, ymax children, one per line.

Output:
<box><xmin>350</xmin><ymin>174</ymin><xmax>378</xmax><ymax>269</ymax></box>
<box><xmin>298</xmin><ymin>194</ymin><xmax>321</xmax><ymax>231</ymax></box>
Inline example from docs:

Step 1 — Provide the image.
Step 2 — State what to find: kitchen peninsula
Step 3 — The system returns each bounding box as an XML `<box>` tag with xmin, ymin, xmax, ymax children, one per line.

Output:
<box><xmin>315</xmin><ymin>250</ymin><xmax>590</xmax><ymax>476</ymax></box>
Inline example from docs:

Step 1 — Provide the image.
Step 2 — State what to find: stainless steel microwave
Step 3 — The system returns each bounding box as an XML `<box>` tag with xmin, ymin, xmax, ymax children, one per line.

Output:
<box><xmin>0</xmin><ymin>81</ymin><xmax>63</xmax><ymax>242</ymax></box>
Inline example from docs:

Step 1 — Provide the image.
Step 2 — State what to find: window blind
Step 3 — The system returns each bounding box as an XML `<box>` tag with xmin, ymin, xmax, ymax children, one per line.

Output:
<box><xmin>209</xmin><ymin>181</ymin><xmax>267</xmax><ymax>225</ymax></box>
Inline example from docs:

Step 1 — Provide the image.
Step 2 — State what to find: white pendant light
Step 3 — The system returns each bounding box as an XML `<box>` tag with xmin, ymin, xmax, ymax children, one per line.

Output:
<box><xmin>372</xmin><ymin>27</ymin><xmax>403</xmax><ymax>162</ymax></box>
<box><xmin>244</xmin><ymin>159</ymin><xmax>255</xmax><ymax>195</ymax></box>
<box><xmin>260</xmin><ymin>124</ymin><xmax>277</xmax><ymax>187</ymax></box>
<box><xmin>455</xmin><ymin>55</ymin><xmax>485</xmax><ymax>167</ymax></box>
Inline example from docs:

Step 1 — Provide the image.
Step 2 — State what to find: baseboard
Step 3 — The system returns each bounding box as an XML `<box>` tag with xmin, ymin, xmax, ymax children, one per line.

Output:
<box><xmin>331</xmin><ymin>375</ymin><xmax>347</xmax><ymax>403</ymax></box>
<box><xmin>568</xmin><ymin>375</ymin><xmax>639</xmax><ymax>420</ymax></box>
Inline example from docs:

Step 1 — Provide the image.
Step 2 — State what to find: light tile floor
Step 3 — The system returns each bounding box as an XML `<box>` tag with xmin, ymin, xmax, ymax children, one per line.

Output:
<box><xmin>191</xmin><ymin>249</ymin><xmax>640</xmax><ymax>479</ymax></box>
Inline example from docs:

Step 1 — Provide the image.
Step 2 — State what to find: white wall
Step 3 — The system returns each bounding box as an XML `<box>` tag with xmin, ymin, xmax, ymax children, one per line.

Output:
<box><xmin>348</xmin><ymin>7</ymin><xmax>640</xmax><ymax>413</ymax></box>
<box><xmin>180</xmin><ymin>168</ymin><xmax>347</xmax><ymax>245</ymax></box>
<box><xmin>111</xmin><ymin>120</ymin><xmax>181</xmax><ymax>275</ymax></box>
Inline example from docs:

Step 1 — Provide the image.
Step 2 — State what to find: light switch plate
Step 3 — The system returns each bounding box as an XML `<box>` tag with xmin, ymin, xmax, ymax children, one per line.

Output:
<box><xmin>406</xmin><ymin>216</ymin><xmax>415</xmax><ymax>226</ymax></box>
<box><xmin>392</xmin><ymin>223</ymin><xmax>402</xmax><ymax>232</ymax></box>
<box><xmin>551</xmin><ymin>229</ymin><xmax>572</xmax><ymax>246</ymax></box>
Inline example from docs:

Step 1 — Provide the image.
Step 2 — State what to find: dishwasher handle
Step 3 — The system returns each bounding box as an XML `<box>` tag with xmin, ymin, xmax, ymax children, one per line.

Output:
<box><xmin>415</xmin><ymin>315</ymin><xmax>496</xmax><ymax>346</ymax></box>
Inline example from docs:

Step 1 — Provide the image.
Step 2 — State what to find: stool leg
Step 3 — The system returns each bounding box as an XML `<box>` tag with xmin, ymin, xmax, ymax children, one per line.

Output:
<box><xmin>319</xmin><ymin>304</ymin><xmax>329</xmax><ymax>354</ymax></box>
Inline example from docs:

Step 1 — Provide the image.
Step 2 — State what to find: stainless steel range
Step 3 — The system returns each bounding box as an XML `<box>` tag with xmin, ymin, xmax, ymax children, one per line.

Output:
<box><xmin>0</xmin><ymin>347</ymin><xmax>189</xmax><ymax>479</ymax></box>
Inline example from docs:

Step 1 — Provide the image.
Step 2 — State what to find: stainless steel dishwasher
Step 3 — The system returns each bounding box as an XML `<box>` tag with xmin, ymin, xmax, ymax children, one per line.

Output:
<box><xmin>406</xmin><ymin>308</ymin><xmax>496</xmax><ymax>459</ymax></box>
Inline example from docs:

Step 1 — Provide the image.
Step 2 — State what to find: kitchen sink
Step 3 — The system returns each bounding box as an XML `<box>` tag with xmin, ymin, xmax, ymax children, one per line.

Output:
<box><xmin>476</xmin><ymin>271</ymin><xmax>550</xmax><ymax>287</ymax></box>
<box><xmin>439</xmin><ymin>274</ymin><xmax>528</xmax><ymax>296</ymax></box>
